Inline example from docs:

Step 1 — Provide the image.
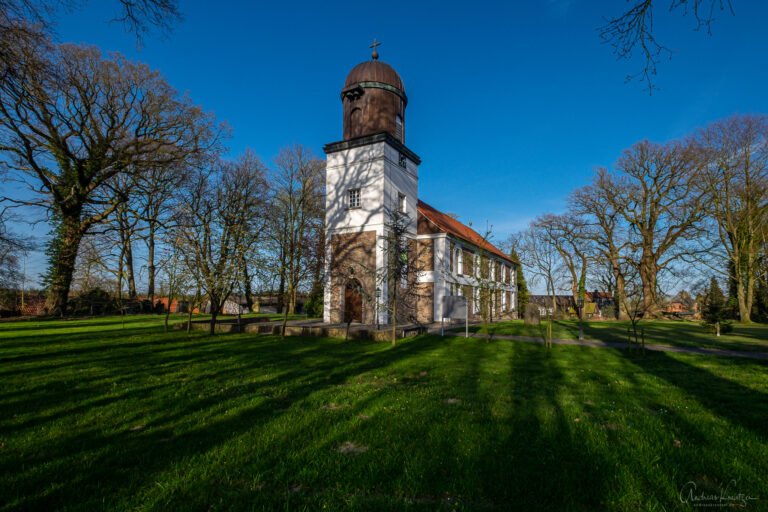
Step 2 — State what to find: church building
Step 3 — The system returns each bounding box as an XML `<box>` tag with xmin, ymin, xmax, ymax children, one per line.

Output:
<box><xmin>323</xmin><ymin>46</ymin><xmax>518</xmax><ymax>326</ymax></box>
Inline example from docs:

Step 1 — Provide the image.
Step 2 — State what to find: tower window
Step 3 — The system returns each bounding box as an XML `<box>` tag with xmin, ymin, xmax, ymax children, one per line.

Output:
<box><xmin>395</xmin><ymin>115</ymin><xmax>403</xmax><ymax>142</ymax></box>
<box><xmin>397</xmin><ymin>192</ymin><xmax>406</xmax><ymax>213</ymax></box>
<box><xmin>348</xmin><ymin>188</ymin><xmax>361</xmax><ymax>209</ymax></box>
<box><xmin>398</xmin><ymin>153</ymin><xmax>407</xmax><ymax>168</ymax></box>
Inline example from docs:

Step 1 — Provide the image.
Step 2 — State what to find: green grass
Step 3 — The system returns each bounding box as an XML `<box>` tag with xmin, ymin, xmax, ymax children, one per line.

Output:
<box><xmin>468</xmin><ymin>319</ymin><xmax>768</xmax><ymax>353</ymax></box>
<box><xmin>1</xmin><ymin>316</ymin><xmax>767</xmax><ymax>511</ymax></box>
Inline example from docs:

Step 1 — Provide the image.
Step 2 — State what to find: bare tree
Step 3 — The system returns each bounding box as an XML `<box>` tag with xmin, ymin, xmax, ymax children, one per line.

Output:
<box><xmin>176</xmin><ymin>157</ymin><xmax>264</xmax><ymax>335</ymax></box>
<box><xmin>0</xmin><ymin>208</ymin><xmax>28</xmax><ymax>287</ymax></box>
<box><xmin>379</xmin><ymin>207</ymin><xmax>420</xmax><ymax>346</ymax></box>
<box><xmin>535</xmin><ymin>213</ymin><xmax>591</xmax><ymax>323</ymax></box>
<box><xmin>694</xmin><ymin>115</ymin><xmax>768</xmax><ymax>323</ymax></box>
<box><xmin>471</xmin><ymin>224</ymin><xmax>502</xmax><ymax>341</ymax></box>
<box><xmin>571</xmin><ymin>169</ymin><xmax>631</xmax><ymax>319</ymax></box>
<box><xmin>135</xmin><ymin>163</ymin><xmax>185</xmax><ymax>307</ymax></box>
<box><xmin>612</xmin><ymin>140</ymin><xmax>707</xmax><ymax>316</ymax></box>
<box><xmin>0</xmin><ymin>39</ymin><xmax>217</xmax><ymax>315</ymax></box>
<box><xmin>0</xmin><ymin>0</ymin><xmax>180</xmax><ymax>36</ymax></box>
<box><xmin>269</xmin><ymin>145</ymin><xmax>324</xmax><ymax>334</ymax></box>
<box><xmin>599</xmin><ymin>0</ymin><xmax>735</xmax><ymax>92</ymax></box>
<box><xmin>509</xmin><ymin>225</ymin><xmax>565</xmax><ymax>317</ymax></box>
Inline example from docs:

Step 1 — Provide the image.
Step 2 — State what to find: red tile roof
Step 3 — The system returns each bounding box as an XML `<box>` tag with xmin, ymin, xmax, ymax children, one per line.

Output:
<box><xmin>417</xmin><ymin>200</ymin><xmax>516</xmax><ymax>264</ymax></box>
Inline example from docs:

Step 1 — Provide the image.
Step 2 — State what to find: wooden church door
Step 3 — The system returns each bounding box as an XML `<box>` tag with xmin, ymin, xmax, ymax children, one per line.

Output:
<box><xmin>344</xmin><ymin>280</ymin><xmax>363</xmax><ymax>323</ymax></box>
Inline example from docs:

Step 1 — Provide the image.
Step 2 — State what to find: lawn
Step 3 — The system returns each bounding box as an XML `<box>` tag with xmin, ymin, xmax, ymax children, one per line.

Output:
<box><xmin>468</xmin><ymin>319</ymin><xmax>768</xmax><ymax>353</ymax></box>
<box><xmin>1</xmin><ymin>316</ymin><xmax>767</xmax><ymax>511</ymax></box>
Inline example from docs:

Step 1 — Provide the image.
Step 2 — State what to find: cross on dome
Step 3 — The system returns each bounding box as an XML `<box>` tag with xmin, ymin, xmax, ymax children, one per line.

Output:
<box><xmin>369</xmin><ymin>38</ymin><xmax>381</xmax><ymax>60</ymax></box>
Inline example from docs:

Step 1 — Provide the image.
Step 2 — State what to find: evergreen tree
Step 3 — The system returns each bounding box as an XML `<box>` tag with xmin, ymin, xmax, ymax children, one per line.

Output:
<box><xmin>509</xmin><ymin>248</ymin><xmax>529</xmax><ymax>316</ymax></box>
<box><xmin>702</xmin><ymin>277</ymin><xmax>728</xmax><ymax>336</ymax></box>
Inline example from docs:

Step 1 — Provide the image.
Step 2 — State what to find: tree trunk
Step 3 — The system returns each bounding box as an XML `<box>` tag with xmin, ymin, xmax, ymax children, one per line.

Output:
<box><xmin>639</xmin><ymin>255</ymin><xmax>658</xmax><ymax>317</ymax></box>
<box><xmin>391</xmin><ymin>290</ymin><xmax>398</xmax><ymax>347</ymax></box>
<box><xmin>116</xmin><ymin>246</ymin><xmax>125</xmax><ymax>302</ymax></box>
<box><xmin>737</xmin><ymin>279</ymin><xmax>753</xmax><ymax>324</ymax></box>
<box><xmin>47</xmin><ymin>214</ymin><xmax>85</xmax><ymax>317</ymax></box>
<box><xmin>186</xmin><ymin>287</ymin><xmax>199</xmax><ymax>334</ymax></box>
<box><xmin>209</xmin><ymin>306</ymin><xmax>218</xmax><ymax>335</ymax></box>
<box><xmin>614</xmin><ymin>269</ymin><xmax>628</xmax><ymax>320</ymax></box>
<box><xmin>164</xmin><ymin>292</ymin><xmax>172</xmax><ymax>332</ymax></box>
<box><xmin>147</xmin><ymin>221</ymin><xmax>156</xmax><ymax>309</ymax></box>
<box><xmin>288</xmin><ymin>285</ymin><xmax>297</xmax><ymax>314</ymax></box>
<box><xmin>276</xmin><ymin>267</ymin><xmax>286</xmax><ymax>314</ymax></box>
<box><xmin>125</xmin><ymin>240</ymin><xmax>137</xmax><ymax>299</ymax></box>
<box><xmin>242</xmin><ymin>261</ymin><xmax>254</xmax><ymax>312</ymax></box>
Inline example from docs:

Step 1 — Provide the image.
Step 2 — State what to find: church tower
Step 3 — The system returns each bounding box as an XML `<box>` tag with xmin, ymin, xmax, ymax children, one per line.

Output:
<box><xmin>323</xmin><ymin>43</ymin><xmax>421</xmax><ymax>324</ymax></box>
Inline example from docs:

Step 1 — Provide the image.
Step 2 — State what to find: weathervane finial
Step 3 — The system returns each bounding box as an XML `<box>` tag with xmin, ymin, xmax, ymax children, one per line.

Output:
<box><xmin>370</xmin><ymin>38</ymin><xmax>381</xmax><ymax>60</ymax></box>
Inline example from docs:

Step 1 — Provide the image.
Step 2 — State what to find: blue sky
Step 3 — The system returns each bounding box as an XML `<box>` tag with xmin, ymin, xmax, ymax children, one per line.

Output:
<box><xmin>10</xmin><ymin>0</ymin><xmax>768</xmax><ymax>281</ymax></box>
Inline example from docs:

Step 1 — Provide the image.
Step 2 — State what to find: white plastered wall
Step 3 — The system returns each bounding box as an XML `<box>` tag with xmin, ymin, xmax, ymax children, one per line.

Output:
<box><xmin>323</xmin><ymin>140</ymin><xmax>419</xmax><ymax>324</ymax></box>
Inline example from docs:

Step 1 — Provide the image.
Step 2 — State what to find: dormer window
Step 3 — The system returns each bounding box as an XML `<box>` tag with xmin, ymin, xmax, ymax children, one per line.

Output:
<box><xmin>348</xmin><ymin>188</ymin><xmax>361</xmax><ymax>209</ymax></box>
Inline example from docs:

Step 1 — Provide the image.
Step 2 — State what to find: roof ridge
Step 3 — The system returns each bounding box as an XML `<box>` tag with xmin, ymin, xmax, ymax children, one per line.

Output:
<box><xmin>416</xmin><ymin>200</ymin><xmax>516</xmax><ymax>264</ymax></box>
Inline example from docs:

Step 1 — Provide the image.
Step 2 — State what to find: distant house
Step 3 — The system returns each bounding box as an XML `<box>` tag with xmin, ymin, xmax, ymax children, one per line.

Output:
<box><xmin>152</xmin><ymin>297</ymin><xmax>199</xmax><ymax>314</ymax></box>
<box><xmin>529</xmin><ymin>295</ymin><xmax>575</xmax><ymax>317</ymax></box>
<box><xmin>0</xmin><ymin>289</ymin><xmax>47</xmax><ymax>317</ymax></box>
<box><xmin>663</xmin><ymin>291</ymin><xmax>699</xmax><ymax>318</ymax></box>
<box><xmin>529</xmin><ymin>291</ymin><xmax>615</xmax><ymax>319</ymax></box>
<box><xmin>585</xmin><ymin>290</ymin><xmax>615</xmax><ymax>319</ymax></box>
<box><xmin>198</xmin><ymin>295</ymin><xmax>250</xmax><ymax>315</ymax></box>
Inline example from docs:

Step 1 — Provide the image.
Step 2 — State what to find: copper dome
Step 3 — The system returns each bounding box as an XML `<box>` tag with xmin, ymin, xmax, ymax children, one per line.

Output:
<box><xmin>344</xmin><ymin>60</ymin><xmax>404</xmax><ymax>93</ymax></box>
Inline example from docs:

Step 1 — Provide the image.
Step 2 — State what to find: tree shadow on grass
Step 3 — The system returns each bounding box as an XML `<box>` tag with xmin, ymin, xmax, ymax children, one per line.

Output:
<box><xmin>621</xmin><ymin>351</ymin><xmax>768</xmax><ymax>440</ymax></box>
<box><xmin>0</xmin><ymin>335</ymin><xmax>440</xmax><ymax>510</ymax></box>
<box><xmin>584</xmin><ymin>321</ymin><xmax>768</xmax><ymax>353</ymax></box>
<box><xmin>282</xmin><ymin>339</ymin><xmax>614</xmax><ymax>510</ymax></box>
<box><xmin>484</xmin><ymin>344</ymin><xmax>609</xmax><ymax>509</ymax></box>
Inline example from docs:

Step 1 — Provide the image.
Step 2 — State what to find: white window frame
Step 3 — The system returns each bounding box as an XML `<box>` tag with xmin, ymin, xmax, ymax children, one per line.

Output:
<box><xmin>456</xmin><ymin>248</ymin><xmax>463</xmax><ymax>275</ymax></box>
<box><xmin>397</xmin><ymin>192</ymin><xmax>406</xmax><ymax>213</ymax></box>
<box><xmin>348</xmin><ymin>188</ymin><xmax>361</xmax><ymax>209</ymax></box>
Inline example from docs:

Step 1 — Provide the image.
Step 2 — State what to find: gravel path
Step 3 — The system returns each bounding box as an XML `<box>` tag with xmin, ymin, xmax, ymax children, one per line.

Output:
<box><xmin>435</xmin><ymin>330</ymin><xmax>768</xmax><ymax>361</ymax></box>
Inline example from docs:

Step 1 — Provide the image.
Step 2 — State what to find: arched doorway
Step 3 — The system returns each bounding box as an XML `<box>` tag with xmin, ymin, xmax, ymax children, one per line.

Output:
<box><xmin>344</xmin><ymin>279</ymin><xmax>363</xmax><ymax>323</ymax></box>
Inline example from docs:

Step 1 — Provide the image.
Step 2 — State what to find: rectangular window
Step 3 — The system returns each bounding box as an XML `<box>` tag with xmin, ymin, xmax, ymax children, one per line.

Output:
<box><xmin>398</xmin><ymin>153</ymin><xmax>407</xmax><ymax>168</ymax></box>
<box><xmin>348</xmin><ymin>188</ymin><xmax>361</xmax><ymax>209</ymax></box>
<box><xmin>397</xmin><ymin>192</ymin><xmax>406</xmax><ymax>213</ymax></box>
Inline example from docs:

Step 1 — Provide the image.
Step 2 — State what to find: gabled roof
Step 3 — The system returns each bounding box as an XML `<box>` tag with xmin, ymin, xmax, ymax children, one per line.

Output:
<box><xmin>417</xmin><ymin>200</ymin><xmax>516</xmax><ymax>264</ymax></box>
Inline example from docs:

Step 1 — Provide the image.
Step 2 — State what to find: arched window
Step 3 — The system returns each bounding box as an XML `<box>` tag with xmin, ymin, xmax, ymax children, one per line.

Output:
<box><xmin>395</xmin><ymin>115</ymin><xmax>403</xmax><ymax>141</ymax></box>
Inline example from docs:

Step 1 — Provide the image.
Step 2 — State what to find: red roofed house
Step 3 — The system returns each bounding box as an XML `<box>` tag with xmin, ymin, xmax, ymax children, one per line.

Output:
<box><xmin>323</xmin><ymin>47</ymin><xmax>519</xmax><ymax>325</ymax></box>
